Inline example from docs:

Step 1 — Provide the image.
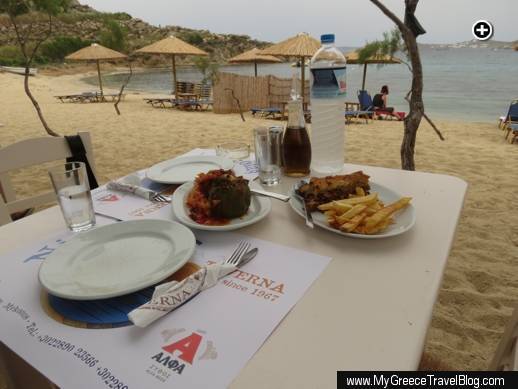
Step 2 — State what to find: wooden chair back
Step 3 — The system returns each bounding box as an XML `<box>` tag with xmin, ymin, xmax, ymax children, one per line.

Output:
<box><xmin>194</xmin><ymin>83</ymin><xmax>212</xmax><ymax>99</ymax></box>
<box><xmin>0</xmin><ymin>132</ymin><xmax>96</xmax><ymax>225</ymax></box>
<box><xmin>489</xmin><ymin>304</ymin><xmax>518</xmax><ymax>370</ymax></box>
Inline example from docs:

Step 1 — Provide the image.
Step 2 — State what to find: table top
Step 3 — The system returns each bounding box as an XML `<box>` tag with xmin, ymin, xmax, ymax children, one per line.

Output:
<box><xmin>0</xmin><ymin>161</ymin><xmax>467</xmax><ymax>387</ymax></box>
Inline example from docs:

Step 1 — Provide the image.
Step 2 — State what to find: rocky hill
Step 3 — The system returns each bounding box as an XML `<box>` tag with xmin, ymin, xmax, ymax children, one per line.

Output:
<box><xmin>0</xmin><ymin>0</ymin><xmax>269</xmax><ymax>63</ymax></box>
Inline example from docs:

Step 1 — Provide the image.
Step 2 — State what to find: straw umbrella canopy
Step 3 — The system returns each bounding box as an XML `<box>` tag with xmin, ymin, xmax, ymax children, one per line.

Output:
<box><xmin>66</xmin><ymin>43</ymin><xmax>127</xmax><ymax>96</ymax></box>
<box><xmin>345</xmin><ymin>51</ymin><xmax>401</xmax><ymax>90</ymax></box>
<box><xmin>228</xmin><ymin>48</ymin><xmax>281</xmax><ymax>77</ymax></box>
<box><xmin>260</xmin><ymin>33</ymin><xmax>321</xmax><ymax>105</ymax></box>
<box><xmin>135</xmin><ymin>35</ymin><xmax>208</xmax><ymax>94</ymax></box>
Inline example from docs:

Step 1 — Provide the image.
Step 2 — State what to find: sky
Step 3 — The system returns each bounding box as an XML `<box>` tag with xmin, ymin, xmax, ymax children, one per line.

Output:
<box><xmin>80</xmin><ymin>0</ymin><xmax>517</xmax><ymax>46</ymax></box>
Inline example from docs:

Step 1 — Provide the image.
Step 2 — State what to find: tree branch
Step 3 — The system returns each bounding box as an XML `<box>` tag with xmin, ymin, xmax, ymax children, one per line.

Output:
<box><xmin>369</xmin><ymin>0</ymin><xmax>408</xmax><ymax>32</ymax></box>
<box><xmin>9</xmin><ymin>8</ymin><xmax>59</xmax><ymax>137</ymax></box>
<box><xmin>404</xmin><ymin>93</ymin><xmax>444</xmax><ymax>140</ymax></box>
<box><xmin>225</xmin><ymin>88</ymin><xmax>245</xmax><ymax>122</ymax></box>
<box><xmin>114</xmin><ymin>60</ymin><xmax>133</xmax><ymax>115</ymax></box>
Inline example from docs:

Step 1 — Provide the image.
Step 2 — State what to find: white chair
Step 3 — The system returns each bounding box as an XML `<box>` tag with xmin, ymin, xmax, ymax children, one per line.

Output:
<box><xmin>489</xmin><ymin>304</ymin><xmax>518</xmax><ymax>370</ymax></box>
<box><xmin>0</xmin><ymin>132</ymin><xmax>96</xmax><ymax>225</ymax></box>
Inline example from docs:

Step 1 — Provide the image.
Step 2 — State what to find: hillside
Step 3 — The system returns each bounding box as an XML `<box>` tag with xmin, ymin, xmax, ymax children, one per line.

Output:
<box><xmin>0</xmin><ymin>1</ymin><xmax>269</xmax><ymax>65</ymax></box>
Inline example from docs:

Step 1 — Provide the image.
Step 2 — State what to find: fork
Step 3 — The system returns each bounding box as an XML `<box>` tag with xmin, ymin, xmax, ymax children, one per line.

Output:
<box><xmin>107</xmin><ymin>181</ymin><xmax>171</xmax><ymax>203</ymax></box>
<box><xmin>224</xmin><ymin>241</ymin><xmax>251</xmax><ymax>266</ymax></box>
<box><xmin>151</xmin><ymin>192</ymin><xmax>171</xmax><ymax>203</ymax></box>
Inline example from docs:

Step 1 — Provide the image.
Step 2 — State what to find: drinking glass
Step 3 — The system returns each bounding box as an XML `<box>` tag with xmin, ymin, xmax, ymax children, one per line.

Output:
<box><xmin>48</xmin><ymin>162</ymin><xmax>96</xmax><ymax>232</ymax></box>
<box><xmin>254</xmin><ymin>127</ymin><xmax>281</xmax><ymax>186</ymax></box>
<box><xmin>216</xmin><ymin>142</ymin><xmax>250</xmax><ymax>160</ymax></box>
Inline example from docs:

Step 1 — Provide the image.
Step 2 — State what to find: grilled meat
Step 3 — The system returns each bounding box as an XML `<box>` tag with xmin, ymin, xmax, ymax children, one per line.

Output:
<box><xmin>296</xmin><ymin>171</ymin><xmax>370</xmax><ymax>211</ymax></box>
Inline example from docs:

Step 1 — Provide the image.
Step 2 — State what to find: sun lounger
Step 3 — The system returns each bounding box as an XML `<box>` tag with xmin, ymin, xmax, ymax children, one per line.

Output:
<box><xmin>357</xmin><ymin>90</ymin><xmax>405</xmax><ymax>121</ymax></box>
<box><xmin>144</xmin><ymin>97</ymin><xmax>177</xmax><ymax>108</ymax></box>
<box><xmin>506</xmin><ymin>123</ymin><xmax>518</xmax><ymax>144</ymax></box>
<box><xmin>251</xmin><ymin>107</ymin><xmax>282</xmax><ymax>119</ymax></box>
<box><xmin>55</xmin><ymin>92</ymin><xmax>123</xmax><ymax>103</ymax></box>
<box><xmin>55</xmin><ymin>92</ymin><xmax>98</xmax><ymax>103</ymax></box>
<box><xmin>500</xmin><ymin>99</ymin><xmax>518</xmax><ymax>130</ymax></box>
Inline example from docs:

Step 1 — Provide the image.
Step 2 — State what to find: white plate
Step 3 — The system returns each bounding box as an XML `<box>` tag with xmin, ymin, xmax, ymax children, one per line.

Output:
<box><xmin>146</xmin><ymin>156</ymin><xmax>234</xmax><ymax>184</ymax></box>
<box><xmin>172</xmin><ymin>181</ymin><xmax>271</xmax><ymax>231</ymax></box>
<box><xmin>39</xmin><ymin>219</ymin><xmax>196</xmax><ymax>300</ymax></box>
<box><xmin>289</xmin><ymin>181</ymin><xmax>416</xmax><ymax>239</ymax></box>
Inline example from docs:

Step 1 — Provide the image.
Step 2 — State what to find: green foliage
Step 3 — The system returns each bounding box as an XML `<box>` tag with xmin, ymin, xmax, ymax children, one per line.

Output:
<box><xmin>0</xmin><ymin>45</ymin><xmax>25</xmax><ymax>65</ymax></box>
<box><xmin>357</xmin><ymin>28</ymin><xmax>406</xmax><ymax>64</ymax></box>
<box><xmin>0</xmin><ymin>0</ymin><xmax>70</xmax><ymax>17</ymax></box>
<box><xmin>100</xmin><ymin>19</ymin><xmax>126</xmax><ymax>52</ymax></box>
<box><xmin>192</xmin><ymin>56</ymin><xmax>219</xmax><ymax>84</ymax></box>
<box><xmin>40</xmin><ymin>35</ymin><xmax>91</xmax><ymax>62</ymax></box>
<box><xmin>183</xmin><ymin>31</ymin><xmax>203</xmax><ymax>46</ymax></box>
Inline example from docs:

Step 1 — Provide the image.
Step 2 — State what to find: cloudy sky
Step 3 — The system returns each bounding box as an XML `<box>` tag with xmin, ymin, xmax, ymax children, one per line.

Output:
<box><xmin>81</xmin><ymin>0</ymin><xmax>516</xmax><ymax>46</ymax></box>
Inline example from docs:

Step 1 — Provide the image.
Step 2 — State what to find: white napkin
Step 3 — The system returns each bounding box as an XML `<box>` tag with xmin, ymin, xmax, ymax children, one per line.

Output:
<box><xmin>107</xmin><ymin>174</ymin><xmax>154</xmax><ymax>201</ymax></box>
<box><xmin>128</xmin><ymin>263</ymin><xmax>236</xmax><ymax>328</ymax></box>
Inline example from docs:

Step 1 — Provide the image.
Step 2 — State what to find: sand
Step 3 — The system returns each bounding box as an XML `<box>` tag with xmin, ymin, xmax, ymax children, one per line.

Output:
<box><xmin>1</xmin><ymin>71</ymin><xmax>517</xmax><ymax>371</ymax></box>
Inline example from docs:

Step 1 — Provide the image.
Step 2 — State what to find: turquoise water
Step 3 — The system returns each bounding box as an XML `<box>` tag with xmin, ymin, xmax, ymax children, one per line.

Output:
<box><xmin>90</xmin><ymin>48</ymin><xmax>518</xmax><ymax>122</ymax></box>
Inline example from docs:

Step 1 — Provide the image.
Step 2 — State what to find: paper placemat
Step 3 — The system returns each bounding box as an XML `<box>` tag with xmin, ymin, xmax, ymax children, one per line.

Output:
<box><xmin>0</xmin><ymin>228</ymin><xmax>330</xmax><ymax>389</ymax></box>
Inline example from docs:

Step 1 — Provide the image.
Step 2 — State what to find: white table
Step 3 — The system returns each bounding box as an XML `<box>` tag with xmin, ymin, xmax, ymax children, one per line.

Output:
<box><xmin>0</xmin><ymin>162</ymin><xmax>467</xmax><ymax>388</ymax></box>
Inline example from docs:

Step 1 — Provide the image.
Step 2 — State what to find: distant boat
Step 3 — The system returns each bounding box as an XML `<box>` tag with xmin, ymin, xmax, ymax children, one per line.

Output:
<box><xmin>0</xmin><ymin>66</ymin><xmax>38</xmax><ymax>76</ymax></box>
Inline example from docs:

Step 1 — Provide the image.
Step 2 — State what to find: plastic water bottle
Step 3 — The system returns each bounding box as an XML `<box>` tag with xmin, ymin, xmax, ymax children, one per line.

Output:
<box><xmin>310</xmin><ymin>33</ymin><xmax>347</xmax><ymax>174</ymax></box>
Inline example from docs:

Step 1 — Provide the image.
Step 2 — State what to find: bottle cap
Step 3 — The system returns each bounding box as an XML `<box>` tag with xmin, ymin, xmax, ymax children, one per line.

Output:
<box><xmin>321</xmin><ymin>34</ymin><xmax>335</xmax><ymax>44</ymax></box>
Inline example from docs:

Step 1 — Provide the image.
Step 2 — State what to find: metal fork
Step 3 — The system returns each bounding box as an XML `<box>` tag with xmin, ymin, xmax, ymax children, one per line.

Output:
<box><xmin>151</xmin><ymin>192</ymin><xmax>171</xmax><ymax>203</ymax></box>
<box><xmin>224</xmin><ymin>241</ymin><xmax>251</xmax><ymax>266</ymax></box>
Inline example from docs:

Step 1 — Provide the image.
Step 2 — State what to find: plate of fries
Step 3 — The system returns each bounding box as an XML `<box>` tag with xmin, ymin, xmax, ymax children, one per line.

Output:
<box><xmin>289</xmin><ymin>181</ymin><xmax>415</xmax><ymax>238</ymax></box>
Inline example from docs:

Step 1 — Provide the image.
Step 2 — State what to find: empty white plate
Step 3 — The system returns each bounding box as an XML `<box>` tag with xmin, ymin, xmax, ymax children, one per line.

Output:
<box><xmin>172</xmin><ymin>181</ymin><xmax>271</xmax><ymax>231</ymax></box>
<box><xmin>39</xmin><ymin>219</ymin><xmax>196</xmax><ymax>300</ymax></box>
<box><xmin>290</xmin><ymin>181</ymin><xmax>416</xmax><ymax>239</ymax></box>
<box><xmin>146</xmin><ymin>156</ymin><xmax>234</xmax><ymax>184</ymax></box>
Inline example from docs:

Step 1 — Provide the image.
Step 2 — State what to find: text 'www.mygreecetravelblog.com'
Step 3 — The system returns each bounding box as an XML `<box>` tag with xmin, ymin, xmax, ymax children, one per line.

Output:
<box><xmin>337</xmin><ymin>371</ymin><xmax>517</xmax><ymax>389</ymax></box>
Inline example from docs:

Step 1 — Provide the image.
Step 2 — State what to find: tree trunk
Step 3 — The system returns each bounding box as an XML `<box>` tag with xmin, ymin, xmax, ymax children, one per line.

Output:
<box><xmin>400</xmin><ymin>30</ymin><xmax>423</xmax><ymax>170</ymax></box>
<box><xmin>24</xmin><ymin>64</ymin><xmax>60</xmax><ymax>137</ymax></box>
<box><xmin>370</xmin><ymin>0</ymin><xmax>425</xmax><ymax>171</ymax></box>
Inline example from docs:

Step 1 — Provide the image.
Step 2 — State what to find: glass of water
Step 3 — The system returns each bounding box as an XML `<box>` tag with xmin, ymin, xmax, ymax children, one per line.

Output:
<box><xmin>48</xmin><ymin>162</ymin><xmax>96</xmax><ymax>232</ymax></box>
<box><xmin>254</xmin><ymin>127</ymin><xmax>281</xmax><ymax>186</ymax></box>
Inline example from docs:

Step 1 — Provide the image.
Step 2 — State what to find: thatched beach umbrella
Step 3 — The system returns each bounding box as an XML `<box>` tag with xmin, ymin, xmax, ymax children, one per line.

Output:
<box><xmin>66</xmin><ymin>43</ymin><xmax>127</xmax><ymax>97</ymax></box>
<box><xmin>260</xmin><ymin>33</ymin><xmax>321</xmax><ymax>106</ymax></box>
<box><xmin>135</xmin><ymin>35</ymin><xmax>208</xmax><ymax>94</ymax></box>
<box><xmin>345</xmin><ymin>51</ymin><xmax>401</xmax><ymax>90</ymax></box>
<box><xmin>228</xmin><ymin>48</ymin><xmax>282</xmax><ymax>77</ymax></box>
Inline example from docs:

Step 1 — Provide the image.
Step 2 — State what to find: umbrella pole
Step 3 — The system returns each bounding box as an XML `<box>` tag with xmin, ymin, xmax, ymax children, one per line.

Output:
<box><xmin>172</xmin><ymin>54</ymin><xmax>177</xmax><ymax>96</ymax></box>
<box><xmin>361</xmin><ymin>63</ymin><xmax>367</xmax><ymax>91</ymax></box>
<box><xmin>300</xmin><ymin>57</ymin><xmax>305</xmax><ymax>106</ymax></box>
<box><xmin>97</xmin><ymin>60</ymin><xmax>104</xmax><ymax>98</ymax></box>
<box><xmin>254</xmin><ymin>61</ymin><xmax>258</xmax><ymax>77</ymax></box>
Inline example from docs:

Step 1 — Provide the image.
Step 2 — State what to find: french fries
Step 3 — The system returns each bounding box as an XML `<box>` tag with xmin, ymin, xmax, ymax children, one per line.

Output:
<box><xmin>318</xmin><ymin>188</ymin><xmax>411</xmax><ymax>235</ymax></box>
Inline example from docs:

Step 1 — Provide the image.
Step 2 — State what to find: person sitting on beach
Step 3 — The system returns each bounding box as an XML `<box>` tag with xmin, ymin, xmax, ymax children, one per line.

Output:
<box><xmin>373</xmin><ymin>85</ymin><xmax>395</xmax><ymax>114</ymax></box>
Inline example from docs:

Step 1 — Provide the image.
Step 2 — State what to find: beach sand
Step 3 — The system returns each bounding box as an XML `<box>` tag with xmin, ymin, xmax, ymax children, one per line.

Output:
<box><xmin>1</xmin><ymin>71</ymin><xmax>517</xmax><ymax>370</ymax></box>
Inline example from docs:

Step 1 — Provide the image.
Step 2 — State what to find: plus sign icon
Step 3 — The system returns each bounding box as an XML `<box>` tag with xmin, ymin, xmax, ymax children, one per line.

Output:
<box><xmin>472</xmin><ymin>20</ymin><xmax>493</xmax><ymax>41</ymax></box>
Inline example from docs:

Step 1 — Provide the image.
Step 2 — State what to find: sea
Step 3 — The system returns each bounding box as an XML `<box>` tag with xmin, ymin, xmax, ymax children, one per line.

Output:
<box><xmin>87</xmin><ymin>47</ymin><xmax>518</xmax><ymax>122</ymax></box>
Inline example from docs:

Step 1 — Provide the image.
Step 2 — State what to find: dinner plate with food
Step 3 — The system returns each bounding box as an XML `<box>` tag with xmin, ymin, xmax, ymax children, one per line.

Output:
<box><xmin>146</xmin><ymin>156</ymin><xmax>234</xmax><ymax>184</ymax></box>
<box><xmin>289</xmin><ymin>171</ymin><xmax>415</xmax><ymax>239</ymax></box>
<box><xmin>172</xmin><ymin>169</ymin><xmax>271</xmax><ymax>231</ymax></box>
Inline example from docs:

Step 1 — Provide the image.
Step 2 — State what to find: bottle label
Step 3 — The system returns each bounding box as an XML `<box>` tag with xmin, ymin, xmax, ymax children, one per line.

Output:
<box><xmin>311</xmin><ymin>66</ymin><xmax>346</xmax><ymax>98</ymax></box>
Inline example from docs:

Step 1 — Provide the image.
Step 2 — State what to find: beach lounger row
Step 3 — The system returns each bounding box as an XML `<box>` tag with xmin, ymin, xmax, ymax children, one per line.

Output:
<box><xmin>144</xmin><ymin>82</ymin><xmax>214</xmax><ymax>111</ymax></box>
<box><xmin>55</xmin><ymin>92</ymin><xmax>124</xmax><ymax>103</ymax></box>
<box><xmin>144</xmin><ymin>96</ymin><xmax>213</xmax><ymax>111</ymax></box>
